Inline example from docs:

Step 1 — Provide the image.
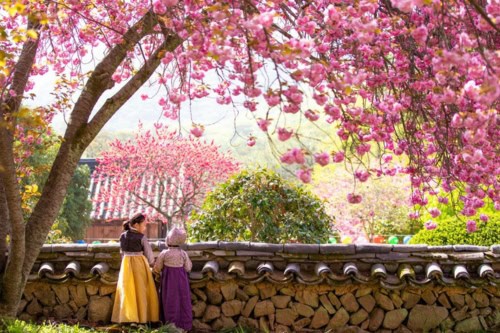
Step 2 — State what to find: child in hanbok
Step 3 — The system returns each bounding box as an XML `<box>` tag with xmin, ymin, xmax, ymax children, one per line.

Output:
<box><xmin>154</xmin><ymin>227</ymin><xmax>192</xmax><ymax>331</ymax></box>
<box><xmin>112</xmin><ymin>213</ymin><xmax>159</xmax><ymax>324</ymax></box>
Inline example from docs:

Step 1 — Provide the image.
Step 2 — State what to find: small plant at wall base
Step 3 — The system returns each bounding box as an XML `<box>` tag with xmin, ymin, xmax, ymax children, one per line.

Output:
<box><xmin>189</xmin><ymin>168</ymin><xmax>333</xmax><ymax>243</ymax></box>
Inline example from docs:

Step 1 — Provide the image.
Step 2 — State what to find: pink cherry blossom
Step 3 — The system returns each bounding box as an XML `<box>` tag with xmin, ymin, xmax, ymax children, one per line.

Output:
<box><xmin>291</xmin><ymin>148</ymin><xmax>305</xmax><ymax>164</ymax></box>
<box><xmin>466</xmin><ymin>220</ymin><xmax>477</xmax><ymax>233</ymax></box>
<box><xmin>296</xmin><ymin>168</ymin><xmax>312</xmax><ymax>183</ymax></box>
<box><xmin>479</xmin><ymin>214</ymin><xmax>489</xmax><ymax>222</ymax></box>
<box><xmin>305</xmin><ymin>109</ymin><xmax>320</xmax><ymax>121</ymax></box>
<box><xmin>332</xmin><ymin>152</ymin><xmax>345</xmax><ymax>163</ymax></box>
<box><xmin>391</xmin><ymin>0</ymin><xmax>424</xmax><ymax>12</ymax></box>
<box><xmin>190</xmin><ymin>125</ymin><xmax>204</xmax><ymax>138</ymax></box>
<box><xmin>347</xmin><ymin>193</ymin><xmax>362</xmax><ymax>204</ymax></box>
<box><xmin>277</xmin><ymin>127</ymin><xmax>293</xmax><ymax>141</ymax></box>
<box><xmin>257</xmin><ymin>119</ymin><xmax>271</xmax><ymax>132</ymax></box>
<box><xmin>438</xmin><ymin>196</ymin><xmax>449</xmax><ymax>204</ymax></box>
<box><xmin>280</xmin><ymin>148</ymin><xmax>305</xmax><ymax>165</ymax></box>
<box><xmin>424</xmin><ymin>220</ymin><xmax>437</xmax><ymax>230</ymax></box>
<box><xmin>314</xmin><ymin>152</ymin><xmax>330</xmax><ymax>166</ymax></box>
<box><xmin>247</xmin><ymin>137</ymin><xmax>256</xmax><ymax>147</ymax></box>
<box><xmin>429</xmin><ymin>208</ymin><xmax>441</xmax><ymax>218</ymax></box>
<box><xmin>412</xmin><ymin>26</ymin><xmax>428</xmax><ymax>45</ymax></box>
<box><xmin>164</xmin><ymin>0</ymin><xmax>178</xmax><ymax>7</ymax></box>
<box><xmin>3</xmin><ymin>0</ymin><xmax>498</xmax><ymax>236</ymax></box>
<box><xmin>408</xmin><ymin>212</ymin><xmax>419</xmax><ymax>219</ymax></box>
<box><xmin>153</xmin><ymin>0</ymin><xmax>167</xmax><ymax>14</ymax></box>
<box><xmin>93</xmin><ymin>125</ymin><xmax>239</xmax><ymax>223</ymax></box>
<box><xmin>354</xmin><ymin>170</ymin><xmax>369</xmax><ymax>182</ymax></box>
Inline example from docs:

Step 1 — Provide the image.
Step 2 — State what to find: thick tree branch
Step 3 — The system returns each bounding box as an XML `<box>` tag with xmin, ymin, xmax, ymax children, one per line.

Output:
<box><xmin>1</xmin><ymin>20</ymin><xmax>41</xmax><ymax>116</ymax></box>
<box><xmin>64</xmin><ymin>10</ymin><xmax>159</xmax><ymax>139</ymax></box>
<box><xmin>83</xmin><ymin>33</ymin><xmax>183</xmax><ymax>145</ymax></box>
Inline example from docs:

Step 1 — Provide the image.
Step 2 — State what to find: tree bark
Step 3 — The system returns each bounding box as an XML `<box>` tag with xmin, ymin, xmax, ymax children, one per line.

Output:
<box><xmin>0</xmin><ymin>182</ymin><xmax>10</xmax><ymax>273</ymax></box>
<box><xmin>0</xmin><ymin>123</ymin><xmax>27</xmax><ymax>317</ymax></box>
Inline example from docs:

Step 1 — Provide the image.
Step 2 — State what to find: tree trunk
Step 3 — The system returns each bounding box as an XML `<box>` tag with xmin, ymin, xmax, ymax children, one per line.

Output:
<box><xmin>0</xmin><ymin>18</ymin><xmax>41</xmax><ymax>318</ymax></box>
<box><xmin>0</xmin><ymin>11</ymin><xmax>183</xmax><ymax>317</ymax></box>
<box><xmin>0</xmin><ymin>124</ymin><xmax>27</xmax><ymax>318</ymax></box>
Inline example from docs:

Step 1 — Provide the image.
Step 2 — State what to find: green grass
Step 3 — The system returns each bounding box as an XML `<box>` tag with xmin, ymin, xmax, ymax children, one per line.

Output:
<box><xmin>1</xmin><ymin>320</ymin><xmax>182</xmax><ymax>333</ymax></box>
<box><xmin>2</xmin><ymin>320</ymin><xmax>96</xmax><ymax>333</ymax></box>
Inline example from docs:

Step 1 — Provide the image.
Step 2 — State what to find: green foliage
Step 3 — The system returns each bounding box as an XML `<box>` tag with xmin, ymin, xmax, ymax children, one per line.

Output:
<box><xmin>57</xmin><ymin>165</ymin><xmax>93</xmax><ymax>240</ymax></box>
<box><xmin>410</xmin><ymin>190</ymin><xmax>500</xmax><ymax>245</ymax></box>
<box><xmin>45</xmin><ymin>221</ymin><xmax>73</xmax><ymax>244</ymax></box>
<box><xmin>189</xmin><ymin>168</ymin><xmax>333</xmax><ymax>243</ymax></box>
<box><xmin>410</xmin><ymin>215</ymin><xmax>500</xmax><ymax>246</ymax></box>
<box><xmin>22</xmin><ymin>132</ymin><xmax>92</xmax><ymax>242</ymax></box>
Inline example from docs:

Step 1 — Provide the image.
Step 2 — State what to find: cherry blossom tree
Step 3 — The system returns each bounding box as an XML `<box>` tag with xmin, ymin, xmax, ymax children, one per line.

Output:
<box><xmin>92</xmin><ymin>125</ymin><xmax>239</xmax><ymax>237</ymax></box>
<box><xmin>1</xmin><ymin>1</ymin><xmax>184</xmax><ymax>315</ymax></box>
<box><xmin>0</xmin><ymin>0</ymin><xmax>498</xmax><ymax>316</ymax></box>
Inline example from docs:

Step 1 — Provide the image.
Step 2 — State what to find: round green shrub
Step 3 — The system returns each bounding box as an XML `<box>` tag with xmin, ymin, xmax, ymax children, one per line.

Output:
<box><xmin>189</xmin><ymin>168</ymin><xmax>333</xmax><ymax>243</ymax></box>
<box><xmin>410</xmin><ymin>215</ymin><xmax>500</xmax><ymax>246</ymax></box>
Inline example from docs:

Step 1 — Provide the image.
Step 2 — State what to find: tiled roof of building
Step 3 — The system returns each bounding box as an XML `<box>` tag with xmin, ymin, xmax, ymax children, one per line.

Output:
<box><xmin>32</xmin><ymin>243</ymin><xmax>500</xmax><ymax>289</ymax></box>
<box><xmin>85</xmin><ymin>159</ymin><xmax>181</xmax><ymax>221</ymax></box>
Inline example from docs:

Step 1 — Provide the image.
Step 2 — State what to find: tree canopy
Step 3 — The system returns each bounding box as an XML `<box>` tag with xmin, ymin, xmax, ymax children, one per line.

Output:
<box><xmin>0</xmin><ymin>0</ymin><xmax>498</xmax><ymax>317</ymax></box>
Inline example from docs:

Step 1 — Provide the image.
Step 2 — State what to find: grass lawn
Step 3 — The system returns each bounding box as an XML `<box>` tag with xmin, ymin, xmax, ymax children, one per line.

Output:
<box><xmin>2</xmin><ymin>320</ymin><xmax>259</xmax><ymax>333</ymax></box>
<box><xmin>1</xmin><ymin>320</ymin><xmax>183</xmax><ymax>333</ymax></box>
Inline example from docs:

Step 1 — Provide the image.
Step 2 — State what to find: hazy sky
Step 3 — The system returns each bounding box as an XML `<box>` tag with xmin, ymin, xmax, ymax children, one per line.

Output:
<box><xmin>28</xmin><ymin>69</ymin><xmax>263</xmax><ymax>150</ymax></box>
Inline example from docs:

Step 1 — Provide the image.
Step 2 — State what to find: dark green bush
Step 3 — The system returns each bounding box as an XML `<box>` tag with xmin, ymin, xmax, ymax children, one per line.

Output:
<box><xmin>410</xmin><ymin>215</ymin><xmax>500</xmax><ymax>246</ymax></box>
<box><xmin>189</xmin><ymin>168</ymin><xmax>333</xmax><ymax>243</ymax></box>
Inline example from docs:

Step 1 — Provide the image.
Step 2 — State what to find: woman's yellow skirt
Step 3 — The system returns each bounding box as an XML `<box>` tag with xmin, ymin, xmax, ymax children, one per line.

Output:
<box><xmin>111</xmin><ymin>255</ymin><xmax>159</xmax><ymax>323</ymax></box>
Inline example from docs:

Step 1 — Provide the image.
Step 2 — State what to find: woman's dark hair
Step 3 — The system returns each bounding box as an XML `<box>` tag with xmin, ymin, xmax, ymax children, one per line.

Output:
<box><xmin>123</xmin><ymin>213</ymin><xmax>146</xmax><ymax>231</ymax></box>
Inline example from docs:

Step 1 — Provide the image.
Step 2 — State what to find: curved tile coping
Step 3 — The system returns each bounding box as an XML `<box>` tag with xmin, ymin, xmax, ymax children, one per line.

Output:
<box><xmin>32</xmin><ymin>242</ymin><xmax>499</xmax><ymax>288</ymax></box>
<box><xmin>32</xmin><ymin>259</ymin><xmax>499</xmax><ymax>289</ymax></box>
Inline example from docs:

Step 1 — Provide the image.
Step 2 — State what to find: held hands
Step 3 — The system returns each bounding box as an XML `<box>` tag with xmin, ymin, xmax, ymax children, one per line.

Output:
<box><xmin>153</xmin><ymin>271</ymin><xmax>161</xmax><ymax>283</ymax></box>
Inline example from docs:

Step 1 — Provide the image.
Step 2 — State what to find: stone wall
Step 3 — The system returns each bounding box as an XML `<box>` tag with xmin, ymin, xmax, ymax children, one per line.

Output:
<box><xmin>17</xmin><ymin>243</ymin><xmax>500</xmax><ymax>332</ymax></box>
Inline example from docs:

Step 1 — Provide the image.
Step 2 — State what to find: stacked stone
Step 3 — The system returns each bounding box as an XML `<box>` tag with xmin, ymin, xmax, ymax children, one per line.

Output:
<box><xmin>189</xmin><ymin>281</ymin><xmax>499</xmax><ymax>333</ymax></box>
<box><xmin>18</xmin><ymin>282</ymin><xmax>115</xmax><ymax>323</ymax></box>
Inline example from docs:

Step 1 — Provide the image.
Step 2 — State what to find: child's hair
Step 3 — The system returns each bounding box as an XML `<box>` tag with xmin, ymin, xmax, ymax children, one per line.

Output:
<box><xmin>123</xmin><ymin>212</ymin><xmax>146</xmax><ymax>231</ymax></box>
<box><xmin>166</xmin><ymin>227</ymin><xmax>187</xmax><ymax>246</ymax></box>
